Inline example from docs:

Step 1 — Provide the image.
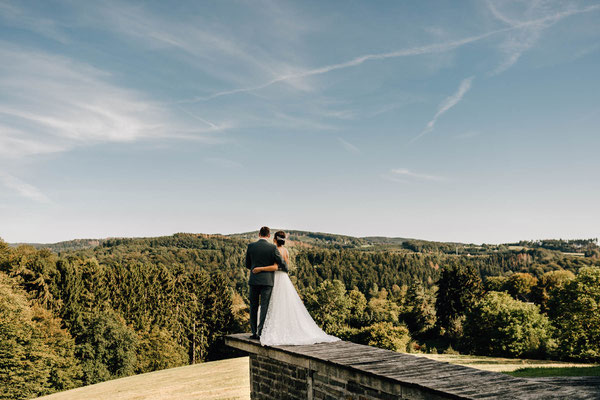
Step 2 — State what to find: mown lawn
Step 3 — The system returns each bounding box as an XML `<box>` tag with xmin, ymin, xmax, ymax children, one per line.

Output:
<box><xmin>37</xmin><ymin>357</ymin><xmax>250</xmax><ymax>400</ymax></box>
<box><xmin>412</xmin><ymin>353</ymin><xmax>597</xmax><ymax>373</ymax></box>
<box><xmin>508</xmin><ymin>366</ymin><xmax>600</xmax><ymax>377</ymax></box>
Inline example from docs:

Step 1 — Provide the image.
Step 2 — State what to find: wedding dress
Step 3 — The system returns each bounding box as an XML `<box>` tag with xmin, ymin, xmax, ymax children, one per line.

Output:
<box><xmin>260</xmin><ymin>270</ymin><xmax>340</xmax><ymax>346</ymax></box>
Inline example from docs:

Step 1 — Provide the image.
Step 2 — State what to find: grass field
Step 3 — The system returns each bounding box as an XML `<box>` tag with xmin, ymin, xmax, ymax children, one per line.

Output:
<box><xmin>38</xmin><ymin>357</ymin><xmax>250</xmax><ymax>400</ymax></box>
<box><xmin>411</xmin><ymin>353</ymin><xmax>597</xmax><ymax>373</ymax></box>
<box><xmin>37</xmin><ymin>354</ymin><xmax>598</xmax><ymax>399</ymax></box>
<box><xmin>508</xmin><ymin>366</ymin><xmax>600</xmax><ymax>377</ymax></box>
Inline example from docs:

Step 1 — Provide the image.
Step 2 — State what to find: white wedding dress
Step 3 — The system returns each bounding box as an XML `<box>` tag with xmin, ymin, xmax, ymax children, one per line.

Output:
<box><xmin>260</xmin><ymin>270</ymin><xmax>340</xmax><ymax>346</ymax></box>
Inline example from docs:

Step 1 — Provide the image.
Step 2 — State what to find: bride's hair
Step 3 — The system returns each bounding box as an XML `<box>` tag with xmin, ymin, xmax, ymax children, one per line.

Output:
<box><xmin>274</xmin><ymin>231</ymin><xmax>286</xmax><ymax>246</ymax></box>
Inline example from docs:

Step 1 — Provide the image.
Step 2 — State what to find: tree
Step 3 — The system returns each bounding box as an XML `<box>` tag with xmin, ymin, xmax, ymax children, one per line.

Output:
<box><xmin>304</xmin><ymin>280</ymin><xmax>350</xmax><ymax>335</ymax></box>
<box><xmin>549</xmin><ymin>266</ymin><xmax>600</xmax><ymax>361</ymax></box>
<box><xmin>504</xmin><ymin>273</ymin><xmax>538</xmax><ymax>301</ymax></box>
<box><xmin>198</xmin><ymin>272</ymin><xmax>236</xmax><ymax>361</ymax></box>
<box><xmin>347</xmin><ymin>287</ymin><xmax>367</xmax><ymax>327</ymax></box>
<box><xmin>532</xmin><ymin>270</ymin><xmax>575</xmax><ymax>313</ymax></box>
<box><xmin>484</xmin><ymin>275</ymin><xmax>508</xmax><ymax>292</ymax></box>
<box><xmin>403</xmin><ymin>281</ymin><xmax>436</xmax><ymax>336</ymax></box>
<box><xmin>0</xmin><ymin>273</ymin><xmax>81</xmax><ymax>399</ymax></box>
<box><xmin>136</xmin><ymin>328</ymin><xmax>187</xmax><ymax>373</ymax></box>
<box><xmin>75</xmin><ymin>309</ymin><xmax>139</xmax><ymax>385</ymax></box>
<box><xmin>3</xmin><ymin>245</ymin><xmax>58</xmax><ymax>309</ymax></box>
<box><xmin>354</xmin><ymin>322</ymin><xmax>411</xmax><ymax>352</ymax></box>
<box><xmin>230</xmin><ymin>291</ymin><xmax>250</xmax><ymax>333</ymax></box>
<box><xmin>30</xmin><ymin>304</ymin><xmax>82</xmax><ymax>391</ymax></box>
<box><xmin>463</xmin><ymin>291</ymin><xmax>552</xmax><ymax>358</ymax></box>
<box><xmin>435</xmin><ymin>264</ymin><xmax>483</xmax><ymax>336</ymax></box>
<box><xmin>0</xmin><ymin>238</ymin><xmax>9</xmax><ymax>265</ymax></box>
<box><xmin>366</xmin><ymin>288</ymin><xmax>400</xmax><ymax>324</ymax></box>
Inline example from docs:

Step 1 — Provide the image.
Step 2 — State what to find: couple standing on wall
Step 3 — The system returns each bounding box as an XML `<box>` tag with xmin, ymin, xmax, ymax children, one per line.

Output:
<box><xmin>245</xmin><ymin>226</ymin><xmax>339</xmax><ymax>346</ymax></box>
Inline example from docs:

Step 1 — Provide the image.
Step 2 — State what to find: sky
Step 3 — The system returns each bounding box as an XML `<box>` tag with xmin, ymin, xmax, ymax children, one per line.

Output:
<box><xmin>0</xmin><ymin>0</ymin><xmax>599</xmax><ymax>244</ymax></box>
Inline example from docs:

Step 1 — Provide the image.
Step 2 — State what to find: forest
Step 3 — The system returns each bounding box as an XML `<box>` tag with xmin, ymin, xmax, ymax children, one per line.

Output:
<box><xmin>1</xmin><ymin>232</ymin><xmax>599</xmax><ymax>399</ymax></box>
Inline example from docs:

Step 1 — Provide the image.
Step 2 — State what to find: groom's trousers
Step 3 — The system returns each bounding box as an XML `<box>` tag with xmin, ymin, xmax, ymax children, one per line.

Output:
<box><xmin>249</xmin><ymin>284</ymin><xmax>273</xmax><ymax>337</ymax></box>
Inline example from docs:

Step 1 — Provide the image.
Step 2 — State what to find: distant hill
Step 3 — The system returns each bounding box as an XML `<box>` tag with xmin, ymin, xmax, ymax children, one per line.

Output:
<box><xmin>229</xmin><ymin>229</ymin><xmax>370</xmax><ymax>248</ymax></box>
<box><xmin>9</xmin><ymin>238</ymin><xmax>105</xmax><ymax>252</ymax></box>
<box><xmin>9</xmin><ymin>231</ymin><xmax>599</xmax><ymax>256</ymax></box>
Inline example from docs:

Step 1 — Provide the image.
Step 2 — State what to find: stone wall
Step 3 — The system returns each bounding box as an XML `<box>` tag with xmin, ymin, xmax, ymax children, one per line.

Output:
<box><xmin>249</xmin><ymin>355</ymin><xmax>308</xmax><ymax>399</ymax></box>
<box><xmin>249</xmin><ymin>353</ymin><xmax>417</xmax><ymax>400</ymax></box>
<box><xmin>226</xmin><ymin>333</ymin><xmax>594</xmax><ymax>400</ymax></box>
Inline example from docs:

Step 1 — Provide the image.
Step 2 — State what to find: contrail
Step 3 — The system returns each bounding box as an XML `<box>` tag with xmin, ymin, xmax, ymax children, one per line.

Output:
<box><xmin>179</xmin><ymin>4</ymin><xmax>600</xmax><ymax>104</ymax></box>
<box><xmin>410</xmin><ymin>77</ymin><xmax>474</xmax><ymax>144</ymax></box>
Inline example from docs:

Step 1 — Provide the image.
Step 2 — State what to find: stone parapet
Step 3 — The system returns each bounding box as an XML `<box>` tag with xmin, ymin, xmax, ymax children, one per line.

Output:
<box><xmin>226</xmin><ymin>333</ymin><xmax>593</xmax><ymax>399</ymax></box>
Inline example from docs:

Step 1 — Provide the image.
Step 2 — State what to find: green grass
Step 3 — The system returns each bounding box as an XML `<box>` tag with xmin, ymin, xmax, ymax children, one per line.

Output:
<box><xmin>508</xmin><ymin>366</ymin><xmax>600</xmax><ymax>377</ymax></box>
<box><xmin>412</xmin><ymin>353</ymin><xmax>597</xmax><ymax>373</ymax></box>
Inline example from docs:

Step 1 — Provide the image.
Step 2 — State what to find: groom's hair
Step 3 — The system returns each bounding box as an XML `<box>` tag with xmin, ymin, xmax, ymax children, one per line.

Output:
<box><xmin>259</xmin><ymin>226</ymin><xmax>270</xmax><ymax>237</ymax></box>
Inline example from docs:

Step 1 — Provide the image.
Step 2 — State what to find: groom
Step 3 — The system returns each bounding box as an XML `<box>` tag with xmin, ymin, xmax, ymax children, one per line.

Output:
<box><xmin>246</xmin><ymin>226</ymin><xmax>288</xmax><ymax>340</ymax></box>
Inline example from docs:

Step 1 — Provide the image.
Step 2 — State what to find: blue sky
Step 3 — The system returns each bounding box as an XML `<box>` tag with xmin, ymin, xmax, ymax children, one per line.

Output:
<box><xmin>1</xmin><ymin>0</ymin><xmax>599</xmax><ymax>244</ymax></box>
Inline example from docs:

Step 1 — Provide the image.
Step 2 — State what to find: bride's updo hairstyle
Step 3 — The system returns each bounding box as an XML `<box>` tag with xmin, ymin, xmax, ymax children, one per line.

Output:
<box><xmin>274</xmin><ymin>231</ymin><xmax>286</xmax><ymax>247</ymax></box>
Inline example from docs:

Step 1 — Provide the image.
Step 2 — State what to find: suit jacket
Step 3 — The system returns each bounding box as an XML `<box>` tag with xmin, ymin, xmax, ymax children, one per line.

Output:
<box><xmin>246</xmin><ymin>239</ymin><xmax>288</xmax><ymax>286</ymax></box>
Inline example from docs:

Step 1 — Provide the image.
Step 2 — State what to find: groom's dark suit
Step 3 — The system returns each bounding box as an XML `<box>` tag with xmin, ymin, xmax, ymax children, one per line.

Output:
<box><xmin>246</xmin><ymin>238</ymin><xmax>288</xmax><ymax>337</ymax></box>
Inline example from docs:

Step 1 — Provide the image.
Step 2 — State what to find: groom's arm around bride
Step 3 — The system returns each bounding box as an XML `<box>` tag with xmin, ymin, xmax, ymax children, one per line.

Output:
<box><xmin>245</xmin><ymin>240</ymin><xmax>288</xmax><ymax>278</ymax></box>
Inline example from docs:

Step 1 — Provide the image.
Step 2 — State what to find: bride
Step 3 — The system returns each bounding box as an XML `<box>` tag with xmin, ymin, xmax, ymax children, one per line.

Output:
<box><xmin>252</xmin><ymin>231</ymin><xmax>339</xmax><ymax>346</ymax></box>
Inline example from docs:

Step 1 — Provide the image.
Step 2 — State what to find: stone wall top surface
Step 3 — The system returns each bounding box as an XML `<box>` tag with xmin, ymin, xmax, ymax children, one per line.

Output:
<box><xmin>226</xmin><ymin>333</ymin><xmax>596</xmax><ymax>400</ymax></box>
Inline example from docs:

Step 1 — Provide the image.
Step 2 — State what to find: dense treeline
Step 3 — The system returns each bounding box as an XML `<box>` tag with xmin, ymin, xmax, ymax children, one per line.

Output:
<box><xmin>0</xmin><ymin>236</ymin><xmax>239</xmax><ymax>399</ymax></box>
<box><xmin>0</xmin><ymin>272</ymin><xmax>80</xmax><ymax>399</ymax></box>
<box><xmin>477</xmin><ymin>267</ymin><xmax>600</xmax><ymax>361</ymax></box>
<box><xmin>302</xmin><ymin>264</ymin><xmax>600</xmax><ymax>362</ymax></box>
<box><xmin>511</xmin><ymin>238</ymin><xmax>599</xmax><ymax>254</ymax></box>
<box><xmin>1</xmin><ymin>232</ymin><xmax>599</xmax><ymax>398</ymax></box>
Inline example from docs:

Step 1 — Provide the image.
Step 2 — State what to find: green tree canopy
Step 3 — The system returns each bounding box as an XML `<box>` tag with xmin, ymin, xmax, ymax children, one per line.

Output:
<box><xmin>549</xmin><ymin>266</ymin><xmax>600</xmax><ymax>361</ymax></box>
<box><xmin>435</xmin><ymin>263</ymin><xmax>483</xmax><ymax>336</ymax></box>
<box><xmin>304</xmin><ymin>279</ymin><xmax>350</xmax><ymax>335</ymax></box>
<box><xmin>463</xmin><ymin>291</ymin><xmax>552</xmax><ymax>358</ymax></box>
<box><xmin>0</xmin><ymin>273</ymin><xmax>81</xmax><ymax>399</ymax></box>
<box><xmin>504</xmin><ymin>273</ymin><xmax>538</xmax><ymax>301</ymax></box>
<box><xmin>354</xmin><ymin>322</ymin><xmax>411</xmax><ymax>352</ymax></box>
<box><xmin>402</xmin><ymin>281</ymin><xmax>436</xmax><ymax>336</ymax></box>
<box><xmin>532</xmin><ymin>270</ymin><xmax>575</xmax><ymax>313</ymax></box>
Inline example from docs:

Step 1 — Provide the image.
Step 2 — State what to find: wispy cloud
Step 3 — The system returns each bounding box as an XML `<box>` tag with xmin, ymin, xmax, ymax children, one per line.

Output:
<box><xmin>337</xmin><ymin>137</ymin><xmax>360</xmax><ymax>154</ymax></box>
<box><xmin>384</xmin><ymin>168</ymin><xmax>446</xmax><ymax>183</ymax></box>
<box><xmin>188</xmin><ymin>29</ymin><xmax>506</xmax><ymax>102</ymax></box>
<box><xmin>74</xmin><ymin>1</ymin><xmax>317</xmax><ymax>97</ymax></box>
<box><xmin>407</xmin><ymin>2</ymin><xmax>600</xmax><ymax>146</ymax></box>
<box><xmin>0</xmin><ymin>172</ymin><xmax>50</xmax><ymax>203</ymax></box>
<box><xmin>0</xmin><ymin>40</ymin><xmax>231</xmax><ymax>199</ymax></box>
<box><xmin>181</xmin><ymin>2</ymin><xmax>600</xmax><ymax>102</ymax></box>
<box><xmin>0</xmin><ymin>1</ymin><xmax>69</xmax><ymax>43</ymax></box>
<box><xmin>0</xmin><ymin>127</ymin><xmax>66</xmax><ymax>158</ymax></box>
<box><xmin>175</xmin><ymin>105</ymin><xmax>221</xmax><ymax>129</ymax></box>
<box><xmin>0</xmin><ymin>45</ymin><xmax>227</xmax><ymax>160</ymax></box>
<box><xmin>411</xmin><ymin>77</ymin><xmax>474</xmax><ymax>143</ymax></box>
<box><xmin>487</xmin><ymin>1</ymin><xmax>600</xmax><ymax>75</ymax></box>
